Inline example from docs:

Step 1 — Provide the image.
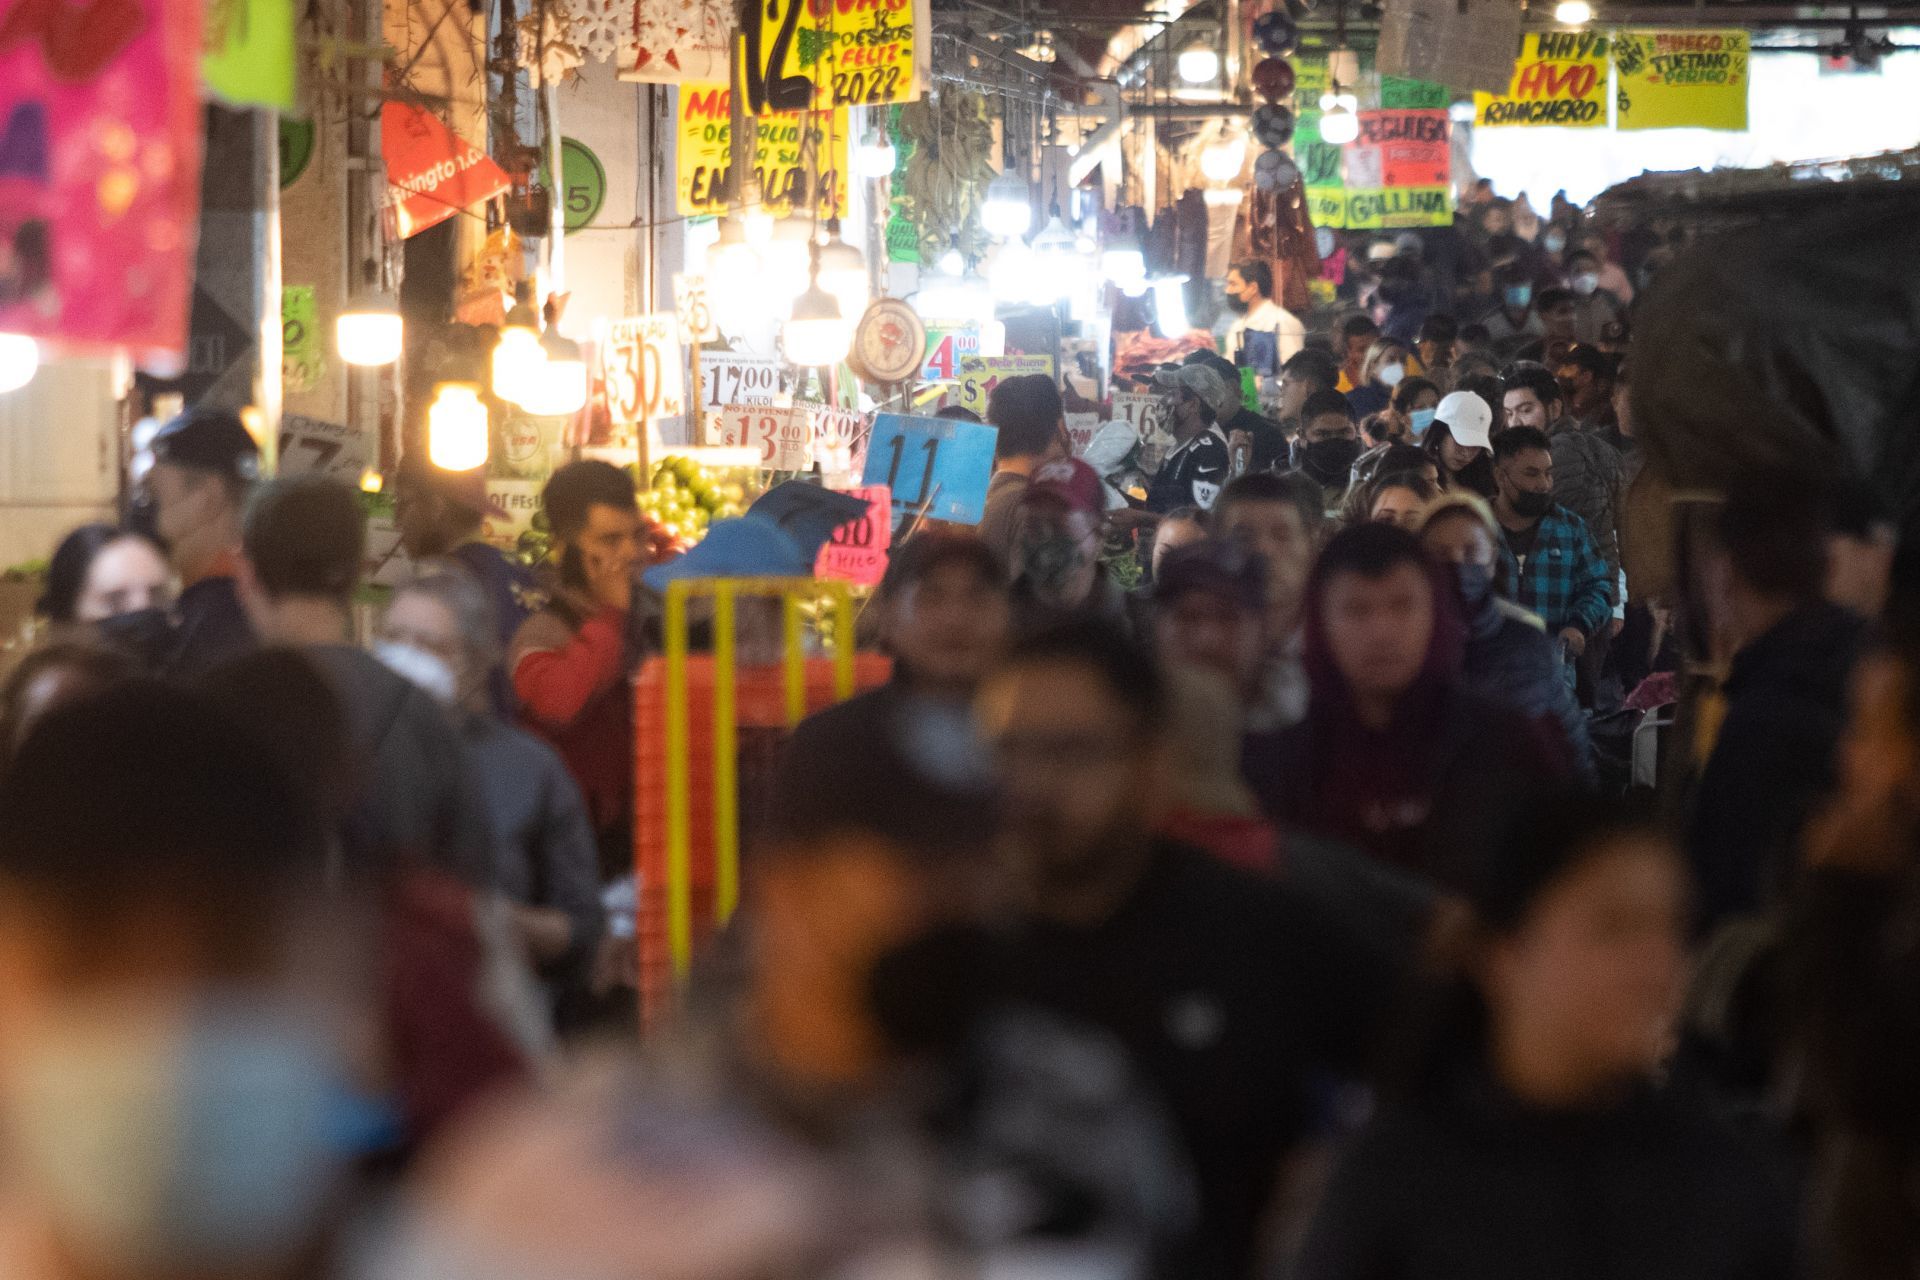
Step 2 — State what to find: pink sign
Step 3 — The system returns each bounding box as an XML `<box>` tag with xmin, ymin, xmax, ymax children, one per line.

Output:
<box><xmin>0</xmin><ymin>0</ymin><xmax>205</xmax><ymax>351</ymax></box>
<box><xmin>815</xmin><ymin>485</ymin><xmax>891</xmax><ymax>586</ymax></box>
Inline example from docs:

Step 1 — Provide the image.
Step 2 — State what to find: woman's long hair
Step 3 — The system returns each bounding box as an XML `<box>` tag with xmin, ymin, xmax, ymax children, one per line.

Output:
<box><xmin>1422</xmin><ymin>424</ymin><xmax>1498</xmax><ymax>500</ymax></box>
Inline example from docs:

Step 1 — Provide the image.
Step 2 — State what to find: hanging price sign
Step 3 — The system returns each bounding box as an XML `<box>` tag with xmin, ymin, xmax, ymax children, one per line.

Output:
<box><xmin>815</xmin><ymin>485</ymin><xmax>892</xmax><ymax>585</ymax></box>
<box><xmin>1064</xmin><ymin>412</ymin><xmax>1099</xmax><ymax>455</ymax></box>
<box><xmin>810</xmin><ymin>406</ymin><xmax>871</xmax><ymax>477</ymax></box>
<box><xmin>921</xmin><ymin>326</ymin><xmax>980</xmax><ymax>383</ymax></box>
<box><xmin>673</xmin><ymin>273</ymin><xmax>717</xmax><ymax>343</ymax></box>
<box><xmin>1112</xmin><ymin>392</ymin><xmax>1171</xmax><ymax>438</ymax></box>
<box><xmin>602</xmin><ymin>315</ymin><xmax>685</xmax><ymax>424</ymax></box>
<box><xmin>714</xmin><ymin>404</ymin><xmax>813</xmax><ymax>471</ymax></box>
<box><xmin>956</xmin><ymin>354</ymin><xmax>1055</xmax><ymax>414</ymax></box>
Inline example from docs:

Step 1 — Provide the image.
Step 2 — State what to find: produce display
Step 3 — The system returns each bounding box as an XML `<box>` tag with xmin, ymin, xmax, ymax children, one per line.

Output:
<box><xmin>637</xmin><ymin>452</ymin><xmax>754</xmax><ymax>548</ymax></box>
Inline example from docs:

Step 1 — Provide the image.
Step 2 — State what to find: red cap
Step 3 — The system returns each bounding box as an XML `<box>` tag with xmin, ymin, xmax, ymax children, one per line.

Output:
<box><xmin>1021</xmin><ymin>457</ymin><xmax>1106</xmax><ymax>518</ymax></box>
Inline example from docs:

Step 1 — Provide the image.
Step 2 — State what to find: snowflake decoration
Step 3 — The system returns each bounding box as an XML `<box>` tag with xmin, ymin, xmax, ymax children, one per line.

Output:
<box><xmin>518</xmin><ymin>3</ymin><xmax>585</xmax><ymax>81</ymax></box>
<box><xmin>571</xmin><ymin>0</ymin><xmax>638</xmax><ymax>64</ymax></box>
<box><xmin>630</xmin><ymin>0</ymin><xmax>729</xmax><ymax>78</ymax></box>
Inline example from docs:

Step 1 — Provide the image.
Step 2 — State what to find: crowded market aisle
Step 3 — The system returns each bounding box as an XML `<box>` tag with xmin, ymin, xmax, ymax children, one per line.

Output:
<box><xmin>4</xmin><ymin>0</ymin><xmax>1920</xmax><ymax>1275</ymax></box>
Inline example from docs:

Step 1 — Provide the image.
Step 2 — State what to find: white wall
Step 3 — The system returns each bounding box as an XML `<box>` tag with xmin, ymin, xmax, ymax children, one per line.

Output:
<box><xmin>0</xmin><ymin>360</ymin><xmax>120</xmax><ymax>568</ymax></box>
<box><xmin>1472</xmin><ymin>45</ymin><xmax>1920</xmax><ymax>208</ymax></box>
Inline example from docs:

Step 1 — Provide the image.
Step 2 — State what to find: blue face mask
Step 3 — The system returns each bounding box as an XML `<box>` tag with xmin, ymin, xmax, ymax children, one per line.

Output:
<box><xmin>1505</xmin><ymin>283</ymin><xmax>1533</xmax><ymax>309</ymax></box>
<box><xmin>0</xmin><ymin>991</ymin><xmax>355</xmax><ymax>1274</ymax></box>
<box><xmin>1408</xmin><ymin>408</ymin><xmax>1436</xmax><ymax>440</ymax></box>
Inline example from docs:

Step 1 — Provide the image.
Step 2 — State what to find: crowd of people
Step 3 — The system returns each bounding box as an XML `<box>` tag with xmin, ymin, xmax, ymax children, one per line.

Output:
<box><xmin>0</xmin><ymin>195</ymin><xmax>1916</xmax><ymax>1280</ymax></box>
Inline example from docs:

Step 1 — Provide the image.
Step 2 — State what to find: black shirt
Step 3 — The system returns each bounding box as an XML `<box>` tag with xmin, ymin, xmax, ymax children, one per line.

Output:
<box><xmin>1147</xmin><ymin>428</ymin><xmax>1231</xmax><ymax>514</ymax></box>
<box><xmin>1297</xmin><ymin>1073</ymin><xmax>1798</xmax><ymax>1280</ymax></box>
<box><xmin>1000</xmin><ymin>842</ymin><xmax>1396</xmax><ymax>1278</ymax></box>
<box><xmin>161</xmin><ymin>573</ymin><xmax>256</xmax><ymax>678</ymax></box>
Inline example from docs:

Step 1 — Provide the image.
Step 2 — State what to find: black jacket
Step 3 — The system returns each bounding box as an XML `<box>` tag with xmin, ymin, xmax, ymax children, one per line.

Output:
<box><xmin>1223</xmin><ymin>407</ymin><xmax>1289</xmax><ymax>474</ymax></box>
<box><xmin>1296</xmin><ymin>1072</ymin><xmax>1798</xmax><ymax>1280</ymax></box>
<box><xmin>1688</xmin><ymin>601</ymin><xmax>1864</xmax><ymax>928</ymax></box>
<box><xmin>1461</xmin><ymin>596</ymin><xmax>1593</xmax><ymax>781</ymax></box>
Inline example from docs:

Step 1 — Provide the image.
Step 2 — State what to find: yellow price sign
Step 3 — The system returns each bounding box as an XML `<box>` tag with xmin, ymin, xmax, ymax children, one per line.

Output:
<box><xmin>957</xmin><ymin>355</ymin><xmax>1055</xmax><ymax>414</ymax></box>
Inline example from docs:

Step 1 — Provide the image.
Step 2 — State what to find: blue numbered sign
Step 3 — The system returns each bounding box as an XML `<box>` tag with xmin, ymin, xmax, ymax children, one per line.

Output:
<box><xmin>860</xmin><ymin>413</ymin><xmax>999</xmax><ymax>526</ymax></box>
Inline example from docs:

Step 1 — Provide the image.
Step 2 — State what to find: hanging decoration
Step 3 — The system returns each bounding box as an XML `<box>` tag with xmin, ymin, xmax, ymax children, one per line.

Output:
<box><xmin>747</xmin><ymin>0</ymin><xmax>929</xmax><ymax>114</ymax></box>
<box><xmin>622</xmin><ymin>0</ymin><xmax>730</xmax><ymax>83</ymax></box>
<box><xmin>674</xmin><ymin>84</ymin><xmax>850</xmax><ymax>217</ymax></box>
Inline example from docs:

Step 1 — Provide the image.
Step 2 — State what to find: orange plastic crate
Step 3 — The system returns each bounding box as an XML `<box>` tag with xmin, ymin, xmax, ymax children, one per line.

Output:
<box><xmin>632</xmin><ymin>653</ymin><xmax>892</xmax><ymax>1028</ymax></box>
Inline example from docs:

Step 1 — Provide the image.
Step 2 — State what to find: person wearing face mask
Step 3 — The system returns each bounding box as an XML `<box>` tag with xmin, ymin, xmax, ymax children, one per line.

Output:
<box><xmin>1010</xmin><ymin>458</ymin><xmax>1130</xmax><ymax>635</ymax></box>
<box><xmin>1148</xmin><ymin>364</ymin><xmax>1235</xmax><ymax>513</ymax></box>
<box><xmin>140</xmin><ymin>408</ymin><xmax>261</xmax><ymax>677</ymax></box>
<box><xmin>1482</xmin><ymin>265</ymin><xmax>1545</xmax><ymax>350</ymax></box>
<box><xmin>1564</xmin><ymin>248</ymin><xmax>1628</xmax><ymax>344</ymax></box>
<box><xmin>381</xmin><ymin>568</ymin><xmax>604</xmax><ymax>1030</ymax></box>
<box><xmin>1345</xmin><ymin>338</ymin><xmax>1413</xmax><ymax>420</ymax></box>
<box><xmin>1249</xmin><ymin>522</ymin><xmax>1561</xmax><ymax>886</ymax></box>
<box><xmin>1296</xmin><ymin>793</ymin><xmax>1796</xmax><ymax>1280</ymax></box>
<box><xmin>1216</xmin><ymin>472</ymin><xmax>1326</xmax><ymax>733</ymax></box>
<box><xmin>1491</xmin><ymin>427</ymin><xmax>1612</xmax><ymax>676</ymax></box>
<box><xmin>0</xmin><ymin>682</ymin><xmax>371</xmax><ymax>1280</ymax></box>
<box><xmin>1222</xmin><ymin>257</ymin><xmax>1305</xmax><ymax>374</ymax></box>
<box><xmin>34</xmin><ymin>523</ymin><xmax>173</xmax><ymax>664</ymax></box>
<box><xmin>1553</xmin><ymin>342</ymin><xmax>1617</xmax><ymax>432</ymax></box>
<box><xmin>1421</xmin><ymin>493</ymin><xmax>1592</xmax><ymax>781</ymax></box>
<box><xmin>1291</xmin><ymin>389</ymin><xmax>1364</xmax><ymax>507</ymax></box>
<box><xmin>235</xmin><ymin>475</ymin><xmax>496</xmax><ymax>888</ymax></box>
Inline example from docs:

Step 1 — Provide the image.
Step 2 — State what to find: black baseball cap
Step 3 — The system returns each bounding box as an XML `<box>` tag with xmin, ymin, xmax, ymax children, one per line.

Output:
<box><xmin>149</xmin><ymin>408</ymin><xmax>261</xmax><ymax>483</ymax></box>
<box><xmin>1153</xmin><ymin>540</ymin><xmax>1268</xmax><ymax>613</ymax></box>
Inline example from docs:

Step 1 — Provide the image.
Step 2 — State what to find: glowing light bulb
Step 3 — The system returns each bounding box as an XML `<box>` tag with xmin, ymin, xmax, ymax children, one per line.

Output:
<box><xmin>783</xmin><ymin>284</ymin><xmax>852</xmax><ymax>367</ymax></box>
<box><xmin>1200</xmin><ymin>134</ymin><xmax>1247</xmax><ymax>184</ymax></box>
<box><xmin>1178</xmin><ymin>46</ymin><xmax>1220</xmax><ymax>84</ymax></box>
<box><xmin>1153</xmin><ymin>276</ymin><xmax>1190</xmax><ymax>337</ymax></box>
<box><xmin>335</xmin><ymin>304</ymin><xmax>403</xmax><ymax>366</ymax></box>
<box><xmin>981</xmin><ymin>170</ymin><xmax>1033</xmax><ymax>238</ymax></box>
<box><xmin>1319</xmin><ymin>101</ymin><xmax>1360</xmax><ymax>145</ymax></box>
<box><xmin>428</xmin><ymin>383</ymin><xmax>489</xmax><ymax>471</ymax></box>
<box><xmin>856</xmin><ymin>128</ymin><xmax>898</xmax><ymax>178</ymax></box>
<box><xmin>490</xmin><ymin>325</ymin><xmax>546</xmax><ymax>406</ymax></box>
<box><xmin>1555</xmin><ymin>0</ymin><xmax>1593</xmax><ymax>22</ymax></box>
<box><xmin>0</xmin><ymin>333</ymin><xmax>39</xmax><ymax>393</ymax></box>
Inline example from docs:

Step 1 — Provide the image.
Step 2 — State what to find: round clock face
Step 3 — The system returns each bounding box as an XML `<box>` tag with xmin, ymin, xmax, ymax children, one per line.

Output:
<box><xmin>852</xmin><ymin>298</ymin><xmax>926</xmax><ymax>385</ymax></box>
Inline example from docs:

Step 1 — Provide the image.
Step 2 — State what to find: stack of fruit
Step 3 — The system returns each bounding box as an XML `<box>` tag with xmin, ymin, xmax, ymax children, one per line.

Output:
<box><xmin>637</xmin><ymin>455</ymin><xmax>750</xmax><ymax>549</ymax></box>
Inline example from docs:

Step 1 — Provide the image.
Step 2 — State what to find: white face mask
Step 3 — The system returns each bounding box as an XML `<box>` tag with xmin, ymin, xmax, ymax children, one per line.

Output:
<box><xmin>1572</xmin><ymin>273</ymin><xmax>1601</xmax><ymax>297</ymax></box>
<box><xmin>375</xmin><ymin>640</ymin><xmax>459</xmax><ymax>707</ymax></box>
<box><xmin>1377</xmin><ymin>363</ymin><xmax>1406</xmax><ymax>388</ymax></box>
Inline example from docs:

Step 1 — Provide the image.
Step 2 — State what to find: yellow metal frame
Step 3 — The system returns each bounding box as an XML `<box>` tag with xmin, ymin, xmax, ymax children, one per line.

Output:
<box><xmin>660</xmin><ymin>577</ymin><xmax>858</xmax><ymax>981</ymax></box>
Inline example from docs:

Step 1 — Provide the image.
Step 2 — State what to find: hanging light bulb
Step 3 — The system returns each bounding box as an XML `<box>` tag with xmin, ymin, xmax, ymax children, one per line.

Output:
<box><xmin>1101</xmin><ymin>232</ymin><xmax>1148</xmax><ymax>297</ymax></box>
<box><xmin>1178</xmin><ymin>45</ymin><xmax>1220</xmax><ymax>84</ymax></box>
<box><xmin>987</xmin><ymin>239</ymin><xmax>1036</xmax><ymax>302</ymax></box>
<box><xmin>490</xmin><ymin>324</ymin><xmax>547</xmax><ymax>406</ymax></box>
<box><xmin>0</xmin><ymin>333</ymin><xmax>39</xmax><ymax>393</ymax></box>
<box><xmin>739</xmin><ymin>178</ymin><xmax>776</xmax><ymax>246</ymax></box>
<box><xmin>428</xmin><ymin>383</ymin><xmax>489</xmax><ymax>471</ymax></box>
<box><xmin>856</xmin><ymin>125</ymin><xmax>898</xmax><ymax>178</ymax></box>
<box><xmin>1318</xmin><ymin>92</ymin><xmax>1362</xmax><ymax>145</ymax></box>
<box><xmin>952</xmin><ymin>268</ymin><xmax>996</xmax><ymax>327</ymax></box>
<box><xmin>335</xmin><ymin>296</ymin><xmax>403</xmax><ymax>366</ymax></box>
<box><xmin>981</xmin><ymin>168</ymin><xmax>1033</xmax><ymax>239</ymax></box>
<box><xmin>816</xmin><ymin>218</ymin><xmax>869</xmax><ymax>323</ymax></box>
<box><xmin>783</xmin><ymin>250</ymin><xmax>853</xmax><ymax>367</ymax></box>
<box><xmin>1152</xmin><ymin>275</ymin><xmax>1191</xmax><ymax>338</ymax></box>
<box><xmin>1554</xmin><ymin>0</ymin><xmax>1593</xmax><ymax>22</ymax></box>
<box><xmin>1029</xmin><ymin>210</ymin><xmax>1082</xmax><ymax>304</ymax></box>
<box><xmin>1199</xmin><ymin>133</ymin><xmax>1247</xmax><ymax>184</ymax></box>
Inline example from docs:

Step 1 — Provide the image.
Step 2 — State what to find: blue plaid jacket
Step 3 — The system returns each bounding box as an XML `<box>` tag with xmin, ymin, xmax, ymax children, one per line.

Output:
<box><xmin>1499</xmin><ymin>504</ymin><xmax>1612</xmax><ymax>638</ymax></box>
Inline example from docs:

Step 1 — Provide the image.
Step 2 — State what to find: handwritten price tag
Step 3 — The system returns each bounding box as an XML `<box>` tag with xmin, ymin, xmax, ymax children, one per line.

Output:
<box><xmin>673</xmin><ymin>273</ymin><xmax>717</xmax><ymax>344</ymax></box>
<box><xmin>1064</xmin><ymin>412</ymin><xmax>1099</xmax><ymax>456</ymax></box>
<box><xmin>1111</xmin><ymin>391</ymin><xmax>1171</xmax><ymax>439</ymax></box>
<box><xmin>278</xmin><ymin>414</ymin><xmax>369</xmax><ymax>482</ymax></box>
<box><xmin>713</xmin><ymin>404</ymin><xmax>813</xmax><ymax>471</ymax></box>
<box><xmin>810</xmin><ymin>405</ymin><xmax>871</xmax><ymax>478</ymax></box>
<box><xmin>602</xmin><ymin>315</ymin><xmax>685</xmax><ymax>424</ymax></box>
<box><xmin>815</xmin><ymin>485</ymin><xmax>891</xmax><ymax>586</ymax></box>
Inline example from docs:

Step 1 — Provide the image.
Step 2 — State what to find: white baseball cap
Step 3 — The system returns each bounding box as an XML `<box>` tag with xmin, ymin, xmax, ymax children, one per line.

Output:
<box><xmin>1434</xmin><ymin>389</ymin><xmax>1493</xmax><ymax>451</ymax></box>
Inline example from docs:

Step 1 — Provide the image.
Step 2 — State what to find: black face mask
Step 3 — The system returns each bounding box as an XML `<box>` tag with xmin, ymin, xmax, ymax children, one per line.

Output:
<box><xmin>1295</xmin><ymin>436</ymin><xmax>1362</xmax><ymax>484</ymax></box>
<box><xmin>93</xmin><ymin>607</ymin><xmax>177</xmax><ymax>671</ymax></box>
<box><xmin>1510</xmin><ymin>489</ymin><xmax>1553</xmax><ymax>520</ymax></box>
